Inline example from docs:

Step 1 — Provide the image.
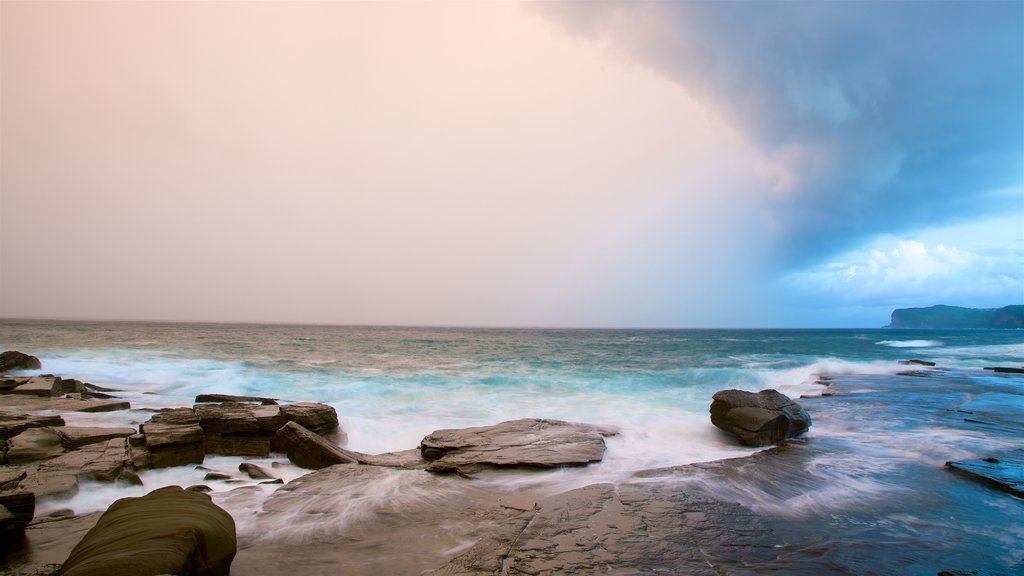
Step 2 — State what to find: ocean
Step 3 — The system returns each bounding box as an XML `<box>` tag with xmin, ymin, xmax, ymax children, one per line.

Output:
<box><xmin>2</xmin><ymin>320</ymin><xmax>1022</xmax><ymax>574</ymax></box>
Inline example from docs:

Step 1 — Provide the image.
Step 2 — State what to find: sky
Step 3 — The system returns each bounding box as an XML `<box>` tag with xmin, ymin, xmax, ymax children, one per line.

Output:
<box><xmin>1</xmin><ymin>0</ymin><xmax>1021</xmax><ymax>328</ymax></box>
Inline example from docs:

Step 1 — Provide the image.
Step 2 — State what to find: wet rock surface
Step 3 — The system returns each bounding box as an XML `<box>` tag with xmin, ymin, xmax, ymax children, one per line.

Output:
<box><xmin>710</xmin><ymin>388</ymin><xmax>811</xmax><ymax>446</ymax></box>
<box><xmin>946</xmin><ymin>449</ymin><xmax>1024</xmax><ymax>497</ymax></box>
<box><xmin>419</xmin><ymin>418</ymin><xmax>615</xmax><ymax>475</ymax></box>
<box><xmin>60</xmin><ymin>486</ymin><xmax>236</xmax><ymax>576</ymax></box>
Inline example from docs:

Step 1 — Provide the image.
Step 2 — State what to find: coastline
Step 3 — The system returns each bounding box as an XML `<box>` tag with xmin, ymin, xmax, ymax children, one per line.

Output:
<box><xmin>3</xmin><ymin>359</ymin><xmax>1023</xmax><ymax>575</ymax></box>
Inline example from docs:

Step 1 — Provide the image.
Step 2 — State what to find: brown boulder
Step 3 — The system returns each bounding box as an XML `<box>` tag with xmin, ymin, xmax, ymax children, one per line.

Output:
<box><xmin>709</xmin><ymin>389</ymin><xmax>811</xmax><ymax>446</ymax></box>
<box><xmin>60</xmin><ymin>485</ymin><xmax>236</xmax><ymax>576</ymax></box>
<box><xmin>0</xmin><ymin>351</ymin><xmax>42</xmax><ymax>373</ymax></box>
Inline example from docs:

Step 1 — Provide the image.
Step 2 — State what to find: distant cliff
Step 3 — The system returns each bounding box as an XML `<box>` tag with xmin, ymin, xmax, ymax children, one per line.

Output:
<box><xmin>888</xmin><ymin>305</ymin><xmax>1024</xmax><ymax>329</ymax></box>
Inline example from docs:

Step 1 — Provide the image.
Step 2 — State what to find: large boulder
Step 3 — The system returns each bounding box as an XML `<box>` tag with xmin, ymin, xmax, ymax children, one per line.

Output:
<box><xmin>709</xmin><ymin>389</ymin><xmax>811</xmax><ymax>446</ymax></box>
<box><xmin>274</xmin><ymin>421</ymin><xmax>360</xmax><ymax>470</ymax></box>
<box><xmin>60</xmin><ymin>485</ymin><xmax>236</xmax><ymax>576</ymax></box>
<box><xmin>419</xmin><ymin>418</ymin><xmax>615</xmax><ymax>475</ymax></box>
<box><xmin>0</xmin><ymin>351</ymin><xmax>42</xmax><ymax>373</ymax></box>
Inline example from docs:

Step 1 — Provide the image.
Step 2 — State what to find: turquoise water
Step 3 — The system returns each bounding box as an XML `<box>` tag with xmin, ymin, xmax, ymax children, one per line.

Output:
<box><xmin>2</xmin><ymin>320</ymin><xmax>1023</xmax><ymax>574</ymax></box>
<box><xmin>1</xmin><ymin>321</ymin><xmax>1020</xmax><ymax>462</ymax></box>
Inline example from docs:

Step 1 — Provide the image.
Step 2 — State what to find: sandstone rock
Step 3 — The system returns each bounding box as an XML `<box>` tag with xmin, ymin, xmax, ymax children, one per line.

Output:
<box><xmin>72</xmin><ymin>400</ymin><xmax>131</xmax><ymax>413</ymax></box>
<box><xmin>196</xmin><ymin>401</ymin><xmax>339</xmax><ymax>457</ymax></box>
<box><xmin>3</xmin><ymin>428</ymin><xmax>64</xmax><ymax>464</ymax></box>
<box><xmin>195</xmin><ymin>393</ymin><xmax>278</xmax><ymax>404</ymax></box>
<box><xmin>274</xmin><ymin>421</ymin><xmax>360</xmax><ymax>470</ymax></box>
<box><xmin>238</xmin><ymin>463</ymin><xmax>274</xmax><ymax>480</ymax></box>
<box><xmin>0</xmin><ymin>351</ymin><xmax>42</xmax><ymax>373</ymax></box>
<box><xmin>204</xmin><ymin>472</ymin><xmax>232</xmax><ymax>481</ymax></box>
<box><xmin>139</xmin><ymin>408</ymin><xmax>204</xmax><ymax>468</ymax></box>
<box><xmin>194</xmin><ymin>403</ymin><xmax>259</xmax><ymax>435</ymax></box>
<box><xmin>0</xmin><ymin>413</ymin><xmax>65</xmax><ymax>441</ymax></box>
<box><xmin>419</xmin><ymin>418</ymin><xmax>614</xmax><ymax>475</ymax></box>
<box><xmin>0</xmin><ymin>490</ymin><xmax>35</xmax><ymax>532</ymax></box>
<box><xmin>59</xmin><ymin>379</ymin><xmax>87</xmax><ymax>394</ymax></box>
<box><xmin>7</xmin><ymin>376</ymin><xmax>62</xmax><ymax>398</ymax></box>
<box><xmin>709</xmin><ymin>389</ymin><xmax>811</xmax><ymax>446</ymax></box>
<box><xmin>18</xmin><ymin>438</ymin><xmax>132</xmax><ymax>500</ymax></box>
<box><xmin>56</xmin><ymin>427</ymin><xmax>135</xmax><ymax>450</ymax></box>
<box><xmin>946</xmin><ymin>449</ymin><xmax>1024</xmax><ymax>497</ymax></box>
<box><xmin>278</xmin><ymin>402</ymin><xmax>339</xmax><ymax>433</ymax></box>
<box><xmin>0</xmin><ymin>376</ymin><xmax>30</xmax><ymax>391</ymax></box>
<box><xmin>60</xmin><ymin>485</ymin><xmax>236</xmax><ymax>576</ymax></box>
<box><xmin>0</xmin><ymin>469</ymin><xmax>27</xmax><ymax>491</ymax></box>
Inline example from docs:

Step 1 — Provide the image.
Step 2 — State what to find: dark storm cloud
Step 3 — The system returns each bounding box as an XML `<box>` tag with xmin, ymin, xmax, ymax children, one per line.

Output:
<box><xmin>533</xmin><ymin>0</ymin><xmax>1024</xmax><ymax>266</ymax></box>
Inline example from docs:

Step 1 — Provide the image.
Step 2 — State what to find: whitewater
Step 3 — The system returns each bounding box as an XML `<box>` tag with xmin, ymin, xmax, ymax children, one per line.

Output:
<box><xmin>2</xmin><ymin>320</ymin><xmax>1022</xmax><ymax>574</ymax></box>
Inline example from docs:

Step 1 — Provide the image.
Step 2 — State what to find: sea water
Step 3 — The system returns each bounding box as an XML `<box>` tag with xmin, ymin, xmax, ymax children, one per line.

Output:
<box><xmin>2</xmin><ymin>320</ymin><xmax>1022</xmax><ymax>573</ymax></box>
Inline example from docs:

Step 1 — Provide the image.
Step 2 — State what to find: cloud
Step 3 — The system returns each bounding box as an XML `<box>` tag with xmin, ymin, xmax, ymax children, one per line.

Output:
<box><xmin>786</xmin><ymin>239</ymin><xmax>1024</xmax><ymax>308</ymax></box>
<box><xmin>531</xmin><ymin>1</ymin><xmax>1024</xmax><ymax>266</ymax></box>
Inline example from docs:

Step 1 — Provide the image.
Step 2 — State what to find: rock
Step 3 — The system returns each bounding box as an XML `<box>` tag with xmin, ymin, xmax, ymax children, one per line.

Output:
<box><xmin>358</xmin><ymin>448</ymin><xmax>428</xmax><ymax>469</ymax></box>
<box><xmin>204</xmin><ymin>434</ymin><xmax>271</xmax><ymax>457</ymax></box>
<box><xmin>204</xmin><ymin>472</ymin><xmax>232</xmax><ymax>481</ymax></box>
<box><xmin>274</xmin><ymin>421</ymin><xmax>360</xmax><ymax>470</ymax></box>
<box><xmin>899</xmin><ymin>359</ymin><xmax>936</xmax><ymax>366</ymax></box>
<box><xmin>72</xmin><ymin>400</ymin><xmax>131</xmax><ymax>412</ymax></box>
<box><xmin>0</xmin><ymin>413</ymin><xmax>65</xmax><ymax>440</ymax></box>
<box><xmin>186</xmin><ymin>485</ymin><xmax>212</xmax><ymax>493</ymax></box>
<box><xmin>0</xmin><ymin>469</ymin><xmax>27</xmax><ymax>491</ymax></box>
<box><xmin>238</xmin><ymin>463</ymin><xmax>274</xmax><ymax>480</ymax></box>
<box><xmin>983</xmin><ymin>366</ymin><xmax>1024</xmax><ymax>374</ymax></box>
<box><xmin>196</xmin><ymin>401</ymin><xmax>339</xmax><ymax>458</ymax></box>
<box><xmin>194</xmin><ymin>404</ymin><xmax>259</xmax><ymax>435</ymax></box>
<box><xmin>60</xmin><ymin>485</ymin><xmax>237</xmax><ymax>576</ymax></box>
<box><xmin>278</xmin><ymin>402</ymin><xmax>339</xmax><ymax>433</ymax></box>
<box><xmin>946</xmin><ymin>449</ymin><xmax>1024</xmax><ymax>497</ymax></box>
<box><xmin>139</xmin><ymin>408</ymin><xmax>204</xmax><ymax>468</ymax></box>
<box><xmin>59</xmin><ymin>379</ymin><xmax>87</xmax><ymax>394</ymax></box>
<box><xmin>7</xmin><ymin>376</ymin><xmax>62</xmax><ymax>397</ymax></box>
<box><xmin>56</xmin><ymin>427</ymin><xmax>135</xmax><ymax>450</ymax></box>
<box><xmin>18</xmin><ymin>438</ymin><xmax>132</xmax><ymax>500</ymax></box>
<box><xmin>709</xmin><ymin>389</ymin><xmax>811</xmax><ymax>447</ymax></box>
<box><xmin>1</xmin><ymin>511</ymin><xmax>101</xmax><ymax>574</ymax></box>
<box><xmin>0</xmin><ymin>490</ymin><xmax>35</xmax><ymax>531</ymax></box>
<box><xmin>419</xmin><ymin>418</ymin><xmax>614</xmax><ymax>475</ymax></box>
<box><xmin>0</xmin><ymin>351</ymin><xmax>42</xmax><ymax>373</ymax></box>
<box><xmin>195</xmin><ymin>393</ymin><xmax>278</xmax><ymax>405</ymax></box>
<box><xmin>3</xmin><ymin>428</ymin><xmax>64</xmax><ymax>464</ymax></box>
<box><xmin>0</xmin><ymin>376</ymin><xmax>30</xmax><ymax>391</ymax></box>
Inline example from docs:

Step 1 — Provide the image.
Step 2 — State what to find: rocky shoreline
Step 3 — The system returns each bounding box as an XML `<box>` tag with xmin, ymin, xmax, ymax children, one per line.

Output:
<box><xmin>2</xmin><ymin>351</ymin><xmax>1023</xmax><ymax>575</ymax></box>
